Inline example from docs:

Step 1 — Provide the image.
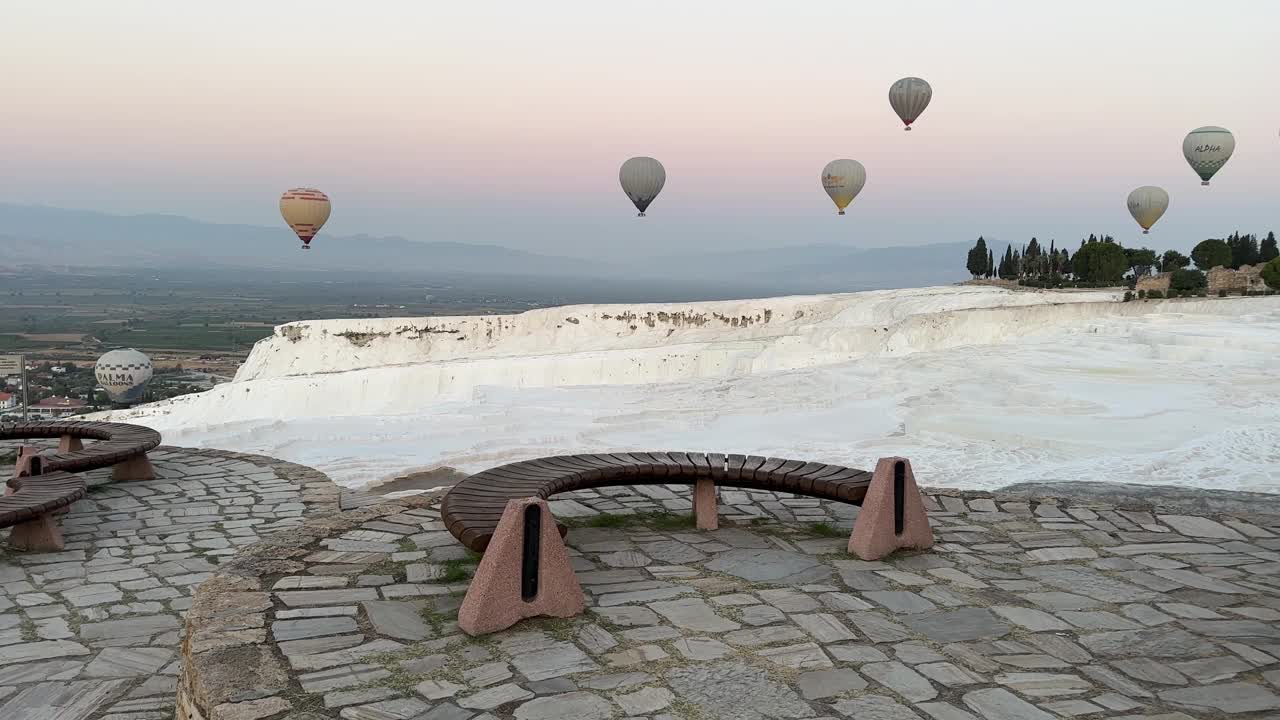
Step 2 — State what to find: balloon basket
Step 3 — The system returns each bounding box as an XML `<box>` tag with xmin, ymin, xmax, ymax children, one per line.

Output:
<box><xmin>838</xmin><ymin>210</ymin><xmax>845</xmax><ymax>216</ymax></box>
<box><xmin>1202</xmin><ymin>181</ymin><xmax>1210</xmax><ymax>186</ymax></box>
<box><xmin>637</xmin><ymin>212</ymin><xmax>646</xmax><ymax>217</ymax></box>
<box><xmin>1143</xmin><ymin>230</ymin><xmax>1150</xmax><ymax>234</ymax></box>
<box><xmin>904</xmin><ymin>126</ymin><xmax>912</xmax><ymax>131</ymax></box>
<box><xmin>301</xmin><ymin>245</ymin><xmax>311</xmax><ymax>250</ymax></box>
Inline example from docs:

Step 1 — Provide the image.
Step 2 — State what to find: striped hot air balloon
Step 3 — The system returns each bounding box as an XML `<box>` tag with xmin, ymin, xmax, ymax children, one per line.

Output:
<box><xmin>889</xmin><ymin>77</ymin><xmax>932</xmax><ymax>131</ymax></box>
<box><xmin>619</xmin><ymin>157</ymin><xmax>666</xmax><ymax>216</ymax></box>
<box><xmin>279</xmin><ymin>188</ymin><xmax>332</xmax><ymax>249</ymax></box>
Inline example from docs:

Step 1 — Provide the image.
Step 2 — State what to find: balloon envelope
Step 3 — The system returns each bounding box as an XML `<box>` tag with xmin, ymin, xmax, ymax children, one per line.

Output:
<box><xmin>619</xmin><ymin>157</ymin><xmax>666</xmax><ymax>216</ymax></box>
<box><xmin>1127</xmin><ymin>186</ymin><xmax>1169</xmax><ymax>234</ymax></box>
<box><xmin>889</xmin><ymin>77</ymin><xmax>932</xmax><ymax>130</ymax></box>
<box><xmin>1182</xmin><ymin>127</ymin><xmax>1235</xmax><ymax>185</ymax></box>
<box><xmin>821</xmin><ymin>159</ymin><xmax>867</xmax><ymax>215</ymax></box>
<box><xmin>280</xmin><ymin>188</ymin><xmax>332</xmax><ymax>248</ymax></box>
<box><xmin>95</xmin><ymin>348</ymin><xmax>153</xmax><ymax>405</ymax></box>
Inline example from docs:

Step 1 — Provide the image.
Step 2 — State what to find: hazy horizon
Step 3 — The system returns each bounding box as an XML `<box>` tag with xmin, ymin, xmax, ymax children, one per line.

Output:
<box><xmin>4</xmin><ymin>1</ymin><xmax>1277</xmax><ymax>259</ymax></box>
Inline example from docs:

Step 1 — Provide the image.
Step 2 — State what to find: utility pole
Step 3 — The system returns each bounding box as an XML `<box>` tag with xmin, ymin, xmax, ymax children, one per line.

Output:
<box><xmin>0</xmin><ymin>355</ymin><xmax>26</xmax><ymax>420</ymax></box>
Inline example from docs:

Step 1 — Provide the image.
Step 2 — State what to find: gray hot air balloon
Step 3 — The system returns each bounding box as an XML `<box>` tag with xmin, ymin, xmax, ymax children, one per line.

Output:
<box><xmin>1126</xmin><ymin>186</ymin><xmax>1169</xmax><ymax>234</ymax></box>
<box><xmin>821</xmin><ymin>159</ymin><xmax>867</xmax><ymax>215</ymax></box>
<box><xmin>889</xmin><ymin>77</ymin><xmax>932</xmax><ymax>131</ymax></box>
<box><xmin>619</xmin><ymin>157</ymin><xmax>666</xmax><ymax>216</ymax></box>
<box><xmin>1183</xmin><ymin>126</ymin><xmax>1235</xmax><ymax>185</ymax></box>
<box><xmin>94</xmin><ymin>348</ymin><xmax>154</xmax><ymax>406</ymax></box>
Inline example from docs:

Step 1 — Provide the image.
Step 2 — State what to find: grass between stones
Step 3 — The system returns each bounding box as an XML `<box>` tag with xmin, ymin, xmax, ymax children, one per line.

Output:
<box><xmin>18</xmin><ymin>617</ymin><xmax>37</xmax><ymax>643</ymax></box>
<box><xmin>521</xmin><ymin>616</ymin><xmax>576</xmax><ymax>642</ymax></box>
<box><xmin>569</xmin><ymin>511</ymin><xmax>697</xmax><ymax>531</ymax></box>
<box><xmin>669</xmin><ymin>697</ymin><xmax>706</xmax><ymax>719</ymax></box>
<box><xmin>417</xmin><ymin>606</ymin><xmax>459</xmax><ymax>635</ymax></box>
<box><xmin>362</xmin><ymin>559</ymin><xmax>408</xmax><ymax>581</ymax></box>
<box><xmin>439</xmin><ymin>556</ymin><xmax>479</xmax><ymax>583</ymax></box>
<box><xmin>807</xmin><ymin>521</ymin><xmax>843</xmax><ymax>538</ymax></box>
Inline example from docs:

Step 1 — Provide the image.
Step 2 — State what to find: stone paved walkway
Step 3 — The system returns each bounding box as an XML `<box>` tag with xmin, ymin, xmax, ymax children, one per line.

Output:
<box><xmin>0</xmin><ymin>446</ymin><xmax>341</xmax><ymax>720</ymax></box>
<box><xmin>187</xmin><ymin>483</ymin><xmax>1280</xmax><ymax>720</ymax></box>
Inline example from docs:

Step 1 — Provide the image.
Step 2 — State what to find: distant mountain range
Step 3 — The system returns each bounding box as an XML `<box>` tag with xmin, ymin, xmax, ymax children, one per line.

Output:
<box><xmin>0</xmin><ymin>203</ymin><xmax>968</xmax><ymax>293</ymax></box>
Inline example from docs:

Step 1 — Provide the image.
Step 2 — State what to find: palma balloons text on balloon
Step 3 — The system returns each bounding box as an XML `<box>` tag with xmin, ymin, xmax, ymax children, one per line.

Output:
<box><xmin>94</xmin><ymin>349</ymin><xmax>154</xmax><ymax>406</ymax></box>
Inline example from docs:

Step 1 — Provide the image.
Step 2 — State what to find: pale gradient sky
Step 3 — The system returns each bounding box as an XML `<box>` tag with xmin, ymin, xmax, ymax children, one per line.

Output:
<box><xmin>2</xmin><ymin>1</ymin><xmax>1277</xmax><ymax>257</ymax></box>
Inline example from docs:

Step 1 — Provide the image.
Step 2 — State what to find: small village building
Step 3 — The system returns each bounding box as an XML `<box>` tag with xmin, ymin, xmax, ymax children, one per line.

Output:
<box><xmin>28</xmin><ymin>396</ymin><xmax>90</xmax><ymax>418</ymax></box>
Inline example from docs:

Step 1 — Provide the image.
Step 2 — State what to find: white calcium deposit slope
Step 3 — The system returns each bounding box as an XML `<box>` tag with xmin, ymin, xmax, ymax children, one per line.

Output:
<box><xmin>105</xmin><ymin>286</ymin><xmax>1280</xmax><ymax>494</ymax></box>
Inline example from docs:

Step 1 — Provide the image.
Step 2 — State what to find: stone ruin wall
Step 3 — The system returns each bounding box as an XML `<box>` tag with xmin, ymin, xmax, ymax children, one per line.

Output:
<box><xmin>1136</xmin><ymin>264</ymin><xmax>1265</xmax><ymax>294</ymax></box>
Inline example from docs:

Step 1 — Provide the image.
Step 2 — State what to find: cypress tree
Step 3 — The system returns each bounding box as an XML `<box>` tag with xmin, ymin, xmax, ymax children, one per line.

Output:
<box><xmin>987</xmin><ymin>249</ymin><xmax>994</xmax><ymax>278</ymax></box>
<box><xmin>1261</xmin><ymin>232</ymin><xmax>1278</xmax><ymax>262</ymax></box>
<box><xmin>966</xmin><ymin>237</ymin><xmax>990</xmax><ymax>278</ymax></box>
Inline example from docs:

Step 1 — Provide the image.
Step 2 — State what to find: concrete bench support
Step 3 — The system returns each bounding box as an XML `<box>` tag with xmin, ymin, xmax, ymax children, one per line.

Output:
<box><xmin>58</xmin><ymin>434</ymin><xmax>84</xmax><ymax>453</ymax></box>
<box><xmin>458</xmin><ymin>497</ymin><xmax>584</xmax><ymax>636</ymax></box>
<box><xmin>848</xmin><ymin>457</ymin><xmax>934</xmax><ymax>561</ymax></box>
<box><xmin>8</xmin><ymin>513</ymin><xmax>64</xmax><ymax>552</ymax></box>
<box><xmin>112</xmin><ymin>453</ymin><xmax>156</xmax><ymax>482</ymax></box>
<box><xmin>693</xmin><ymin>477</ymin><xmax>718</xmax><ymax>530</ymax></box>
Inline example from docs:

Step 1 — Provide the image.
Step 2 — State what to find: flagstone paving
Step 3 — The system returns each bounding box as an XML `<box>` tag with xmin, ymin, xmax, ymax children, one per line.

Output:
<box><xmin>0</xmin><ymin>446</ymin><xmax>342</xmax><ymax>720</ymax></box>
<box><xmin>184</xmin><ymin>482</ymin><xmax>1280</xmax><ymax>720</ymax></box>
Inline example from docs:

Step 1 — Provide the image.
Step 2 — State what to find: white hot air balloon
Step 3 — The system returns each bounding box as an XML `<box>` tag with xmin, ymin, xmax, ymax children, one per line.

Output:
<box><xmin>1182</xmin><ymin>127</ymin><xmax>1235</xmax><ymax>185</ymax></box>
<box><xmin>279</xmin><ymin>188</ymin><xmax>332</xmax><ymax>249</ymax></box>
<box><xmin>889</xmin><ymin>77</ymin><xmax>932</xmax><ymax>131</ymax></box>
<box><xmin>1126</xmin><ymin>186</ymin><xmax>1169</xmax><ymax>234</ymax></box>
<box><xmin>619</xmin><ymin>157</ymin><xmax>666</xmax><ymax>216</ymax></box>
<box><xmin>94</xmin><ymin>348</ymin><xmax>154</xmax><ymax>406</ymax></box>
<box><xmin>821</xmin><ymin>160</ymin><xmax>867</xmax><ymax>215</ymax></box>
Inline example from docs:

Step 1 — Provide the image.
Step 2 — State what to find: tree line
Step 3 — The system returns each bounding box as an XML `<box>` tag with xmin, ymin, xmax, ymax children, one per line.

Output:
<box><xmin>966</xmin><ymin>231</ymin><xmax>1279</xmax><ymax>289</ymax></box>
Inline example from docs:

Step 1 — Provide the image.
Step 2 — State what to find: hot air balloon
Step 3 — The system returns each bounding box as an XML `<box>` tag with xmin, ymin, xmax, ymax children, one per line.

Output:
<box><xmin>94</xmin><ymin>348</ymin><xmax>153</xmax><ymax>407</ymax></box>
<box><xmin>821</xmin><ymin>160</ymin><xmax>867</xmax><ymax>215</ymax></box>
<box><xmin>1182</xmin><ymin>127</ymin><xmax>1235</xmax><ymax>186</ymax></box>
<box><xmin>279</xmin><ymin>188</ymin><xmax>332</xmax><ymax>249</ymax></box>
<box><xmin>889</xmin><ymin>77</ymin><xmax>932</xmax><ymax>131</ymax></box>
<box><xmin>619</xmin><ymin>157</ymin><xmax>666</xmax><ymax>216</ymax></box>
<box><xmin>1127</xmin><ymin>186</ymin><xmax>1169</xmax><ymax>234</ymax></box>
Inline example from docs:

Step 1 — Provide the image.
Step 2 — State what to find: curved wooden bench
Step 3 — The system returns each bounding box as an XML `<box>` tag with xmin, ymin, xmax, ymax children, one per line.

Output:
<box><xmin>0</xmin><ymin>420</ymin><xmax>162</xmax><ymax>481</ymax></box>
<box><xmin>441</xmin><ymin>452</ymin><xmax>872</xmax><ymax>552</ymax></box>
<box><xmin>1</xmin><ymin>452</ymin><xmax>87</xmax><ymax>551</ymax></box>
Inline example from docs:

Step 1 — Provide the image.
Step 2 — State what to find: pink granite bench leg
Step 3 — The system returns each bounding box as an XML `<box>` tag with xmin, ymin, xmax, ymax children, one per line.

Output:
<box><xmin>848</xmin><ymin>456</ymin><xmax>934</xmax><ymax>561</ymax></box>
<box><xmin>8</xmin><ymin>514</ymin><xmax>65</xmax><ymax>552</ymax></box>
<box><xmin>458</xmin><ymin>497</ymin><xmax>585</xmax><ymax>636</ymax></box>
<box><xmin>8</xmin><ymin>447</ymin><xmax>39</xmax><ymax>495</ymax></box>
<box><xmin>693</xmin><ymin>477</ymin><xmax>718</xmax><ymax>531</ymax></box>
<box><xmin>111</xmin><ymin>453</ymin><xmax>155</xmax><ymax>482</ymax></box>
<box><xmin>58</xmin><ymin>434</ymin><xmax>83</xmax><ymax>453</ymax></box>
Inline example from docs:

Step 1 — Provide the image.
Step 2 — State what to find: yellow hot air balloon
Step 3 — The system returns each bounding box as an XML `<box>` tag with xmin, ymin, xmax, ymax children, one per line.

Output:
<box><xmin>279</xmin><ymin>188</ymin><xmax>331</xmax><ymax>250</ymax></box>
<box><xmin>1127</xmin><ymin>186</ymin><xmax>1169</xmax><ymax>234</ymax></box>
<box><xmin>821</xmin><ymin>160</ymin><xmax>867</xmax><ymax>215</ymax></box>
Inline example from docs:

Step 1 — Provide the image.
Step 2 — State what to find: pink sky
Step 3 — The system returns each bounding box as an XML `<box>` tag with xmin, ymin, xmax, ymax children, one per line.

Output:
<box><xmin>2</xmin><ymin>1</ymin><xmax>1277</xmax><ymax>257</ymax></box>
